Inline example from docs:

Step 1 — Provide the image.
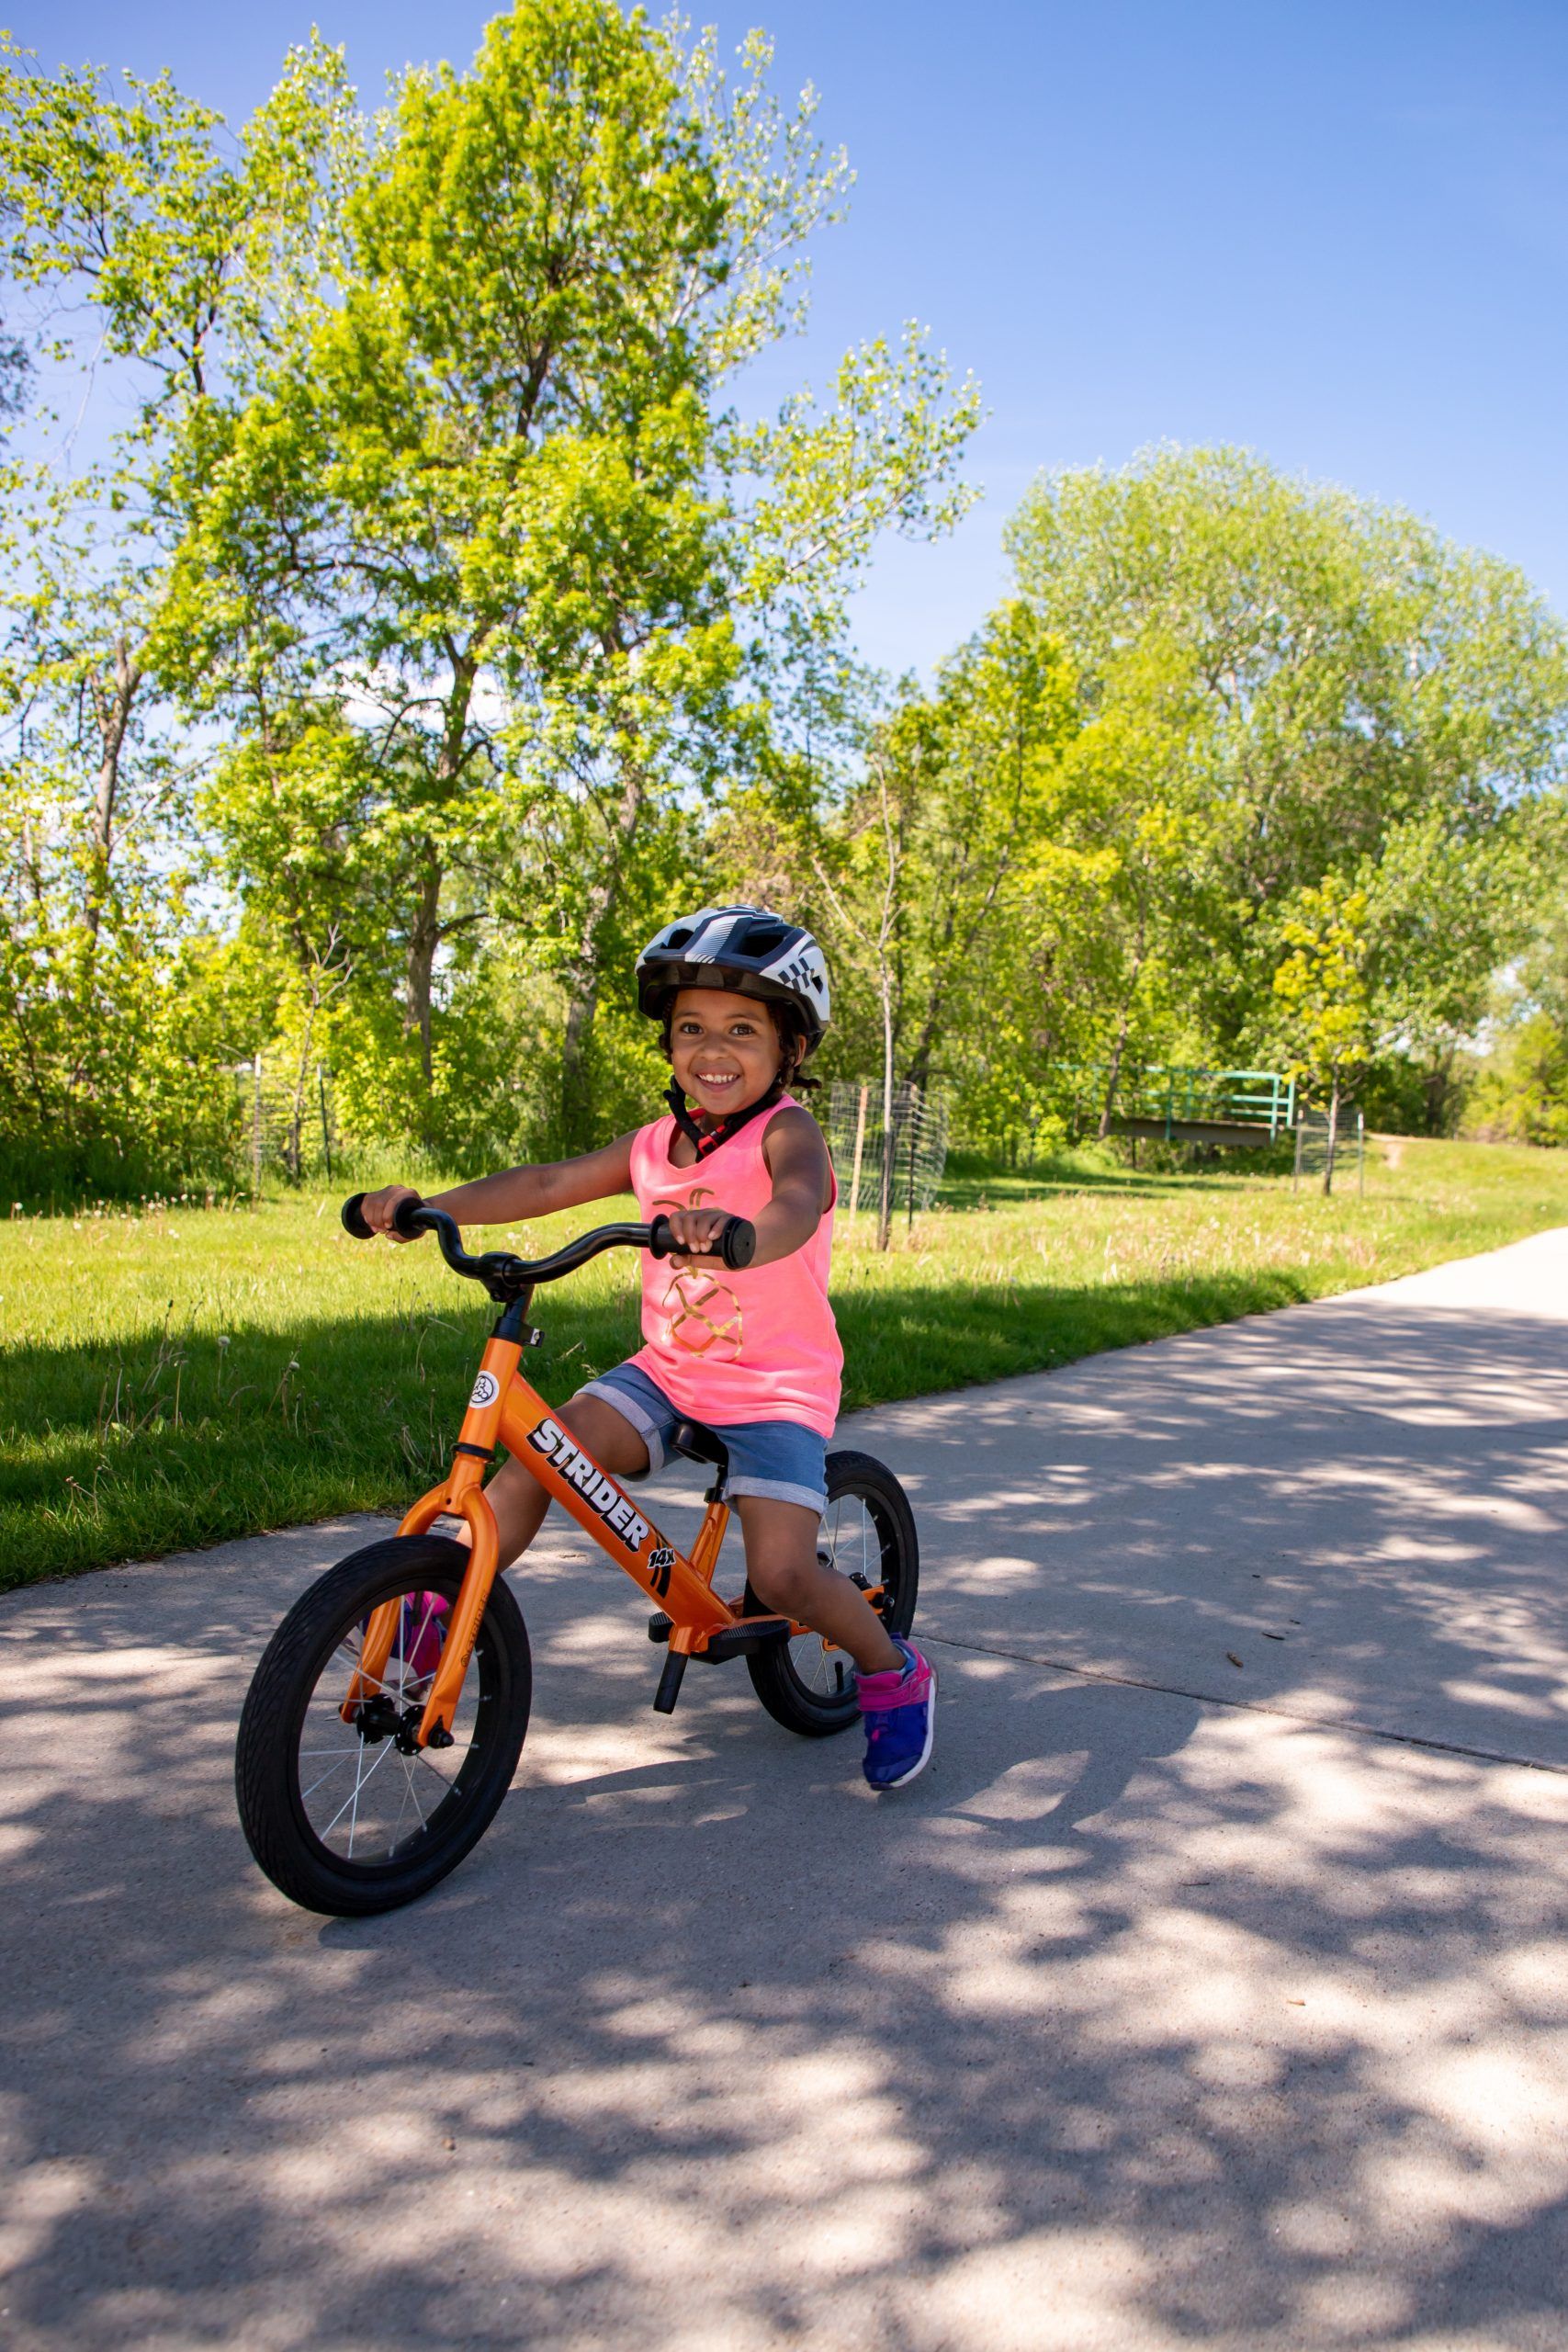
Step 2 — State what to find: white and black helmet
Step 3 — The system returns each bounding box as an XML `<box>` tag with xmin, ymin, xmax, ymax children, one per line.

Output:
<box><xmin>636</xmin><ymin>905</ymin><xmax>830</xmax><ymax>1052</ymax></box>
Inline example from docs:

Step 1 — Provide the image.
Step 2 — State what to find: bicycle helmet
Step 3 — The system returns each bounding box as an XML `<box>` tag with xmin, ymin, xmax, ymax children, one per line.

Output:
<box><xmin>636</xmin><ymin>905</ymin><xmax>831</xmax><ymax>1051</ymax></box>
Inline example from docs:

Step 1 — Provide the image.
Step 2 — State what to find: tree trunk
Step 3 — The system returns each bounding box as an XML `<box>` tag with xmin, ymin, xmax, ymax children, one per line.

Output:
<box><xmin>558</xmin><ymin>755</ymin><xmax>648</xmax><ymax>1152</ymax></box>
<box><xmin>875</xmin><ymin>967</ymin><xmax>897</xmax><ymax>1253</ymax></box>
<box><xmin>403</xmin><ymin>854</ymin><xmax>443</xmax><ymax>1086</ymax></box>
<box><xmin>1098</xmin><ymin>1012</ymin><xmax>1131</xmax><ymax>1141</ymax></box>
<box><xmin>400</xmin><ymin>645</ymin><xmax>480</xmax><ymax>1094</ymax></box>
<box><xmin>85</xmin><ymin>635</ymin><xmax>141</xmax><ymax>940</ymax></box>
<box><xmin>287</xmin><ymin>1001</ymin><xmax>319</xmax><ymax>1183</ymax></box>
<box><xmin>559</xmin><ymin>967</ymin><xmax>604</xmax><ymax>1152</ymax></box>
<box><xmin>1423</xmin><ymin>1048</ymin><xmax>1453</xmax><ymax>1136</ymax></box>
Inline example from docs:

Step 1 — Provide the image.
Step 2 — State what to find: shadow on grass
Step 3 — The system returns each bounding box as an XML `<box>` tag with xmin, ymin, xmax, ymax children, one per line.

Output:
<box><xmin>1</xmin><ymin>1271</ymin><xmax>1325</xmax><ymax>1588</ymax></box>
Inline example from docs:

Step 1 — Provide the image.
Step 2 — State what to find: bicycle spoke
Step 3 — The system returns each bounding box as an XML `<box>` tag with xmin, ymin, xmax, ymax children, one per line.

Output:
<box><xmin>389</xmin><ymin>1750</ymin><xmax>423</xmax><ymax>1849</ymax></box>
<box><xmin>272</xmin><ymin>1566</ymin><xmax>504</xmax><ymax>1880</ymax></box>
<box><xmin>321</xmin><ymin>1734</ymin><xmax>395</xmax><ymax>1846</ymax></box>
<box><xmin>299</xmin><ymin>1752</ymin><xmax>357</xmax><ymax>1802</ymax></box>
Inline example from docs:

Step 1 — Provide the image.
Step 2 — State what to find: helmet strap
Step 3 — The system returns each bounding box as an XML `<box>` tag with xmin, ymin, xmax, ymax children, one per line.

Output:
<box><xmin>664</xmin><ymin>1073</ymin><xmax>787</xmax><ymax>1163</ymax></box>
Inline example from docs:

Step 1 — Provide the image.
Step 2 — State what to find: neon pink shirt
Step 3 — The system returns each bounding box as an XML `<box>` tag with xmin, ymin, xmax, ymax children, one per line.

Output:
<box><xmin>626</xmin><ymin>1098</ymin><xmax>842</xmax><ymax>1438</ymax></box>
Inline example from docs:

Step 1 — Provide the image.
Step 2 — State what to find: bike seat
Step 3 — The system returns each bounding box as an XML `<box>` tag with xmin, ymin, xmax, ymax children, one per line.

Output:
<box><xmin>670</xmin><ymin>1419</ymin><xmax>729</xmax><ymax>1476</ymax></box>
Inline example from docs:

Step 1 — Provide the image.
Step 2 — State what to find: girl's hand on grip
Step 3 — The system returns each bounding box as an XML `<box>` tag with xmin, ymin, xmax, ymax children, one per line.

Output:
<box><xmin>361</xmin><ymin>1183</ymin><xmax>423</xmax><ymax>1240</ymax></box>
<box><xmin>663</xmin><ymin>1205</ymin><xmax>733</xmax><ymax>1269</ymax></box>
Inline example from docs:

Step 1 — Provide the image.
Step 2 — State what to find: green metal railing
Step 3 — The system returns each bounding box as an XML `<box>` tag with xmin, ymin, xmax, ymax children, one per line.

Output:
<box><xmin>1055</xmin><ymin>1066</ymin><xmax>1297</xmax><ymax>1140</ymax></box>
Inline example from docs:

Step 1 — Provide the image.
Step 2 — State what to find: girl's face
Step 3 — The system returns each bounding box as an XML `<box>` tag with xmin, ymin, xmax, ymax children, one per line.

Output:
<box><xmin>668</xmin><ymin>987</ymin><xmax>784</xmax><ymax>1118</ymax></box>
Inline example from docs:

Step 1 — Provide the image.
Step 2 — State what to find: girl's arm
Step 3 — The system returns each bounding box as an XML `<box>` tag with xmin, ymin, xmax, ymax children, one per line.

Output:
<box><xmin>359</xmin><ymin>1134</ymin><xmax>637</xmax><ymax>1238</ymax></box>
<box><xmin>662</xmin><ymin>1107</ymin><xmax>831</xmax><ymax>1268</ymax></box>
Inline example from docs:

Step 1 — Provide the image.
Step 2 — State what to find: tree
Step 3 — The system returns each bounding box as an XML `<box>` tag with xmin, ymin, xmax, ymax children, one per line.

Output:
<box><xmin>1006</xmin><ymin>447</ymin><xmax>1568</xmax><ymax>1098</ymax></box>
<box><xmin>0</xmin><ymin>456</ymin><xmax>242</xmax><ymax>1193</ymax></box>
<box><xmin>1270</xmin><ymin>876</ymin><xmax>1376</xmax><ymax>1192</ymax></box>
<box><xmin>0</xmin><ymin>37</ymin><xmax>340</xmax><ymax>1193</ymax></box>
<box><xmin>168</xmin><ymin>3</ymin><xmax>976</xmax><ymax>1149</ymax></box>
<box><xmin>812</xmin><ymin>738</ymin><xmax>907</xmax><ymax>1249</ymax></box>
<box><xmin>0</xmin><ymin>7</ymin><xmax>976</xmax><ymax>1186</ymax></box>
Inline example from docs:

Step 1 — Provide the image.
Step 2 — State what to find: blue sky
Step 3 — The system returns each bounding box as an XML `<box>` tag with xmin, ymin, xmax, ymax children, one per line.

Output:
<box><xmin>28</xmin><ymin>0</ymin><xmax>1568</xmax><ymax>675</ymax></box>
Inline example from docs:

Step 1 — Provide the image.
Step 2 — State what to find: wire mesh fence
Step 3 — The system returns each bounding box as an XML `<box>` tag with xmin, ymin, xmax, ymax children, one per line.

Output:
<box><xmin>232</xmin><ymin>1057</ymin><xmax>340</xmax><ymax>1189</ymax></box>
<box><xmin>825</xmin><ymin>1080</ymin><xmax>951</xmax><ymax>1225</ymax></box>
<box><xmin>1292</xmin><ymin>1105</ymin><xmax>1364</xmax><ymax>1195</ymax></box>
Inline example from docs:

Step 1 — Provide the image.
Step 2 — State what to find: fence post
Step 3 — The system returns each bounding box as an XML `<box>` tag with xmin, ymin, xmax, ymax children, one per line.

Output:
<box><xmin>318</xmin><ymin>1063</ymin><xmax>333</xmax><ymax>1182</ymax></box>
<box><xmin>1358</xmin><ymin>1109</ymin><xmax>1365</xmax><ymax>1198</ymax></box>
<box><xmin>849</xmin><ymin>1084</ymin><xmax>868</xmax><ymax>1216</ymax></box>
<box><xmin>907</xmin><ymin>1090</ymin><xmax>919</xmax><ymax>1229</ymax></box>
<box><xmin>1292</xmin><ymin>1118</ymin><xmax>1303</xmax><ymax>1194</ymax></box>
<box><xmin>252</xmin><ymin>1057</ymin><xmax>264</xmax><ymax>1200</ymax></box>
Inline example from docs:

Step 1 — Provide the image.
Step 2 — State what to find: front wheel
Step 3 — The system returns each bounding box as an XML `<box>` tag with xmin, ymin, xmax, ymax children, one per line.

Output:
<box><xmin>235</xmin><ymin>1535</ymin><xmax>531</xmax><ymax>1917</ymax></box>
<box><xmin>746</xmin><ymin>1449</ymin><xmax>919</xmax><ymax>1737</ymax></box>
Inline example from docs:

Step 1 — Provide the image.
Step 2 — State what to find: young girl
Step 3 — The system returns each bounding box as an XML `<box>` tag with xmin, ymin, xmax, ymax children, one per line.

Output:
<box><xmin>360</xmin><ymin>904</ymin><xmax>936</xmax><ymax>1789</ymax></box>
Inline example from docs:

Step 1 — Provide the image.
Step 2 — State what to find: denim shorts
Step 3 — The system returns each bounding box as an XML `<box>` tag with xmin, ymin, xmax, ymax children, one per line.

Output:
<box><xmin>580</xmin><ymin>1361</ymin><xmax>829</xmax><ymax>1518</ymax></box>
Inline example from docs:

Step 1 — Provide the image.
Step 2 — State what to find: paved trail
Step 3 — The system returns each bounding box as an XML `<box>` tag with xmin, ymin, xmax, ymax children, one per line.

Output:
<box><xmin>5</xmin><ymin>1230</ymin><xmax>1568</xmax><ymax>2351</ymax></box>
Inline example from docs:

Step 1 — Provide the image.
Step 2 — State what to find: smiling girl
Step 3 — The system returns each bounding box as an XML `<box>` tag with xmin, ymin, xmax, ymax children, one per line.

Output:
<box><xmin>358</xmin><ymin>905</ymin><xmax>936</xmax><ymax>1789</ymax></box>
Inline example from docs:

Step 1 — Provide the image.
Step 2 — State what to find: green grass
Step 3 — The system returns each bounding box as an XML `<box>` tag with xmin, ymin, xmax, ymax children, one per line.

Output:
<box><xmin>4</xmin><ymin>1135</ymin><xmax>1567</xmax><ymax>1588</ymax></box>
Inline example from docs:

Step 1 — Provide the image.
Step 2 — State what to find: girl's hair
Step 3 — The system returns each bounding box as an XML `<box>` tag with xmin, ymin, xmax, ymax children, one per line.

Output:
<box><xmin>659</xmin><ymin>992</ymin><xmax>812</xmax><ymax>1090</ymax></box>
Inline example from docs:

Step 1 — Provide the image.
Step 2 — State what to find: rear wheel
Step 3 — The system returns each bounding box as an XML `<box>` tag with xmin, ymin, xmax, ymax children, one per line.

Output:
<box><xmin>745</xmin><ymin>1449</ymin><xmax>919</xmax><ymax>1736</ymax></box>
<box><xmin>235</xmin><ymin>1535</ymin><xmax>530</xmax><ymax>1917</ymax></box>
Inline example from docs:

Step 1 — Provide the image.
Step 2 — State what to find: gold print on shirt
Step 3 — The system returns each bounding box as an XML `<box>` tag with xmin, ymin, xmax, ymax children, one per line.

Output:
<box><xmin>650</xmin><ymin>1184</ymin><xmax>742</xmax><ymax>1362</ymax></box>
<box><xmin>651</xmin><ymin>1184</ymin><xmax>716</xmax><ymax>1216</ymax></box>
<box><xmin>663</xmin><ymin>1270</ymin><xmax>743</xmax><ymax>1360</ymax></box>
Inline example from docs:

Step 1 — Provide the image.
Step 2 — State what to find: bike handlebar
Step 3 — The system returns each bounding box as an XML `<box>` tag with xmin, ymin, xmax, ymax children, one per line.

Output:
<box><xmin>340</xmin><ymin>1193</ymin><xmax>756</xmax><ymax>1293</ymax></box>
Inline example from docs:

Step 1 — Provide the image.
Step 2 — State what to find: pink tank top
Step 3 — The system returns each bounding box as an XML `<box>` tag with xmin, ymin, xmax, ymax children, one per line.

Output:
<box><xmin>626</xmin><ymin>1098</ymin><xmax>842</xmax><ymax>1438</ymax></box>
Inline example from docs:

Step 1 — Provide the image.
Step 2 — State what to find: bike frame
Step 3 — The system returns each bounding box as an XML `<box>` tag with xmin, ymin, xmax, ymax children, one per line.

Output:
<box><xmin>348</xmin><ymin>1324</ymin><xmax>779</xmax><ymax>1747</ymax></box>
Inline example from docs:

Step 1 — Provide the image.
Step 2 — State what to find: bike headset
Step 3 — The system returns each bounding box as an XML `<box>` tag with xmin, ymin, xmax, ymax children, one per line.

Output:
<box><xmin>635</xmin><ymin>905</ymin><xmax>831</xmax><ymax>1164</ymax></box>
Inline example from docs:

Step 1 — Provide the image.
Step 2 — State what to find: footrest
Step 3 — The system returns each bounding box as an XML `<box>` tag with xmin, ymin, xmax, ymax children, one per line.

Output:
<box><xmin>695</xmin><ymin>1617</ymin><xmax>791</xmax><ymax>1663</ymax></box>
<box><xmin>648</xmin><ymin>1611</ymin><xmax>673</xmax><ymax>1645</ymax></box>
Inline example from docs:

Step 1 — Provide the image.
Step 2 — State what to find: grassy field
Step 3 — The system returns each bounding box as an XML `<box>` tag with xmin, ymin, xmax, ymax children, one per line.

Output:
<box><xmin>3</xmin><ymin>1135</ymin><xmax>1567</xmax><ymax>1589</ymax></box>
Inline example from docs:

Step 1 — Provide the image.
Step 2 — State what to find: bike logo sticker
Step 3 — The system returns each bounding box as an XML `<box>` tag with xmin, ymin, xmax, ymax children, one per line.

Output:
<box><xmin>648</xmin><ymin>1545</ymin><xmax>675</xmax><ymax>1598</ymax></box>
<box><xmin>468</xmin><ymin>1371</ymin><xmax>500</xmax><ymax>1409</ymax></box>
<box><xmin>526</xmin><ymin>1417</ymin><xmax>652</xmax><ymax>1553</ymax></box>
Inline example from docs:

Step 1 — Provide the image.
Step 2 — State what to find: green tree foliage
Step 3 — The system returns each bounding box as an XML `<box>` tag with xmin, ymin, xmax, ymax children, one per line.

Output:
<box><xmin>1003</xmin><ymin>446</ymin><xmax>1568</xmax><ymax>1136</ymax></box>
<box><xmin>1468</xmin><ymin>1012</ymin><xmax>1568</xmax><ymax>1148</ymax></box>
<box><xmin>0</xmin><ymin>7</ymin><xmax>976</xmax><ymax>1193</ymax></box>
<box><xmin>1269</xmin><ymin>876</ymin><xmax>1376</xmax><ymax>1191</ymax></box>
<box><xmin>5</xmin><ymin>31</ymin><xmax>1568</xmax><ymax>1198</ymax></box>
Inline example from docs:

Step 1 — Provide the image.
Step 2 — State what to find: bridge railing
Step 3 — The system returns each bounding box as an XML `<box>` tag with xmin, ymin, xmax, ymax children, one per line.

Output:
<box><xmin>1054</xmin><ymin>1066</ymin><xmax>1297</xmax><ymax>1139</ymax></box>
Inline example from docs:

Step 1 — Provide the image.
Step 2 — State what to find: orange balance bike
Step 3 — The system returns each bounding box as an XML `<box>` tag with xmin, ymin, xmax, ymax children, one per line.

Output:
<box><xmin>235</xmin><ymin>1195</ymin><xmax>919</xmax><ymax>1916</ymax></box>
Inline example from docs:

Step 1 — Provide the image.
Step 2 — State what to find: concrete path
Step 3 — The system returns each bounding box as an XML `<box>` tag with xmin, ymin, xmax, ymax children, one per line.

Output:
<box><xmin>4</xmin><ymin>1229</ymin><xmax>1568</xmax><ymax>2351</ymax></box>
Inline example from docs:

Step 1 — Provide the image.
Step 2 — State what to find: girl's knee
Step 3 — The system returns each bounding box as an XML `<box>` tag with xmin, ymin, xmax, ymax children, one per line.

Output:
<box><xmin>746</xmin><ymin>1552</ymin><xmax>814</xmax><ymax>1616</ymax></box>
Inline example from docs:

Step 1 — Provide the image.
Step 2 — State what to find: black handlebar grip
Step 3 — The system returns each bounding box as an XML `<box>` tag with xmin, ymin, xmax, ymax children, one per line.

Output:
<box><xmin>391</xmin><ymin>1195</ymin><xmax>428</xmax><ymax>1240</ymax></box>
<box><xmin>341</xmin><ymin>1193</ymin><xmax>373</xmax><ymax>1240</ymax></box>
<box><xmin>718</xmin><ymin>1216</ymin><xmax>756</xmax><ymax>1270</ymax></box>
<box><xmin>646</xmin><ymin>1213</ymin><xmax>754</xmax><ymax>1268</ymax></box>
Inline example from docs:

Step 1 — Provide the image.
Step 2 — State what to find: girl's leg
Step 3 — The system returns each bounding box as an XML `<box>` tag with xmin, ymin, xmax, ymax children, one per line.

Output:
<box><xmin>478</xmin><ymin>1396</ymin><xmax>651</xmax><ymax>1569</ymax></box>
<box><xmin>733</xmin><ymin>1494</ymin><xmax>903</xmax><ymax>1674</ymax></box>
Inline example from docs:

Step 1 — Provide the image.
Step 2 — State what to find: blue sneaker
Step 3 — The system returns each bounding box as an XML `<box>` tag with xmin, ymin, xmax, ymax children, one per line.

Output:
<box><xmin>857</xmin><ymin>1637</ymin><xmax>936</xmax><ymax>1789</ymax></box>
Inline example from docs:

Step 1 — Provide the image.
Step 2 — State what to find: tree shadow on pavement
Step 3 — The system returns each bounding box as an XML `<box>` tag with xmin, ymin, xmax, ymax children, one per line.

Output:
<box><xmin>857</xmin><ymin>1295</ymin><xmax>1568</xmax><ymax>1772</ymax></box>
<box><xmin>3</xmin><ymin>1502</ymin><xmax>1566</xmax><ymax>2350</ymax></box>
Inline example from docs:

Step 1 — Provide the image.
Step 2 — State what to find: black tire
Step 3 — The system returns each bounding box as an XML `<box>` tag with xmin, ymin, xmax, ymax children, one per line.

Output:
<box><xmin>235</xmin><ymin>1535</ymin><xmax>531</xmax><ymax>1917</ymax></box>
<box><xmin>745</xmin><ymin>1448</ymin><xmax>919</xmax><ymax>1737</ymax></box>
